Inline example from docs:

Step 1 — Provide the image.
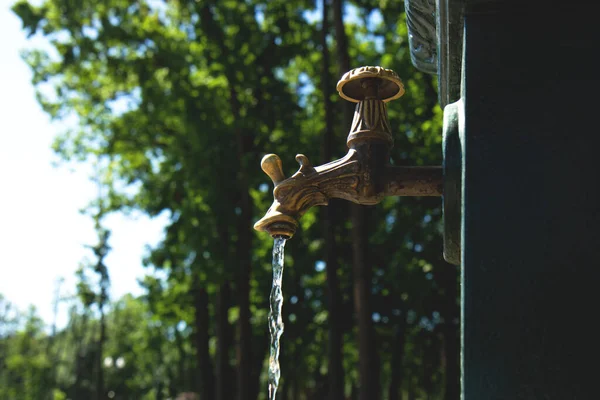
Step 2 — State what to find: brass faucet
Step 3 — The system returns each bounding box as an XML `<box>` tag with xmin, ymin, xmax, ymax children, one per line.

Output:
<box><xmin>254</xmin><ymin>66</ymin><xmax>443</xmax><ymax>239</ymax></box>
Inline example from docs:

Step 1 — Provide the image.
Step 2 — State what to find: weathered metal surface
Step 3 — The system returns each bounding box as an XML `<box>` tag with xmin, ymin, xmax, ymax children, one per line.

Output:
<box><xmin>403</xmin><ymin>0</ymin><xmax>465</xmax><ymax>260</ymax></box>
<box><xmin>404</xmin><ymin>0</ymin><xmax>464</xmax><ymax>107</ymax></box>
<box><xmin>442</xmin><ymin>100</ymin><xmax>462</xmax><ymax>265</ymax></box>
<box><xmin>436</xmin><ymin>0</ymin><xmax>465</xmax><ymax>106</ymax></box>
<box><xmin>385</xmin><ymin>166</ymin><xmax>443</xmax><ymax>197</ymax></box>
<box><xmin>254</xmin><ymin>67</ymin><xmax>442</xmax><ymax>239</ymax></box>
<box><xmin>461</xmin><ymin>7</ymin><xmax>600</xmax><ymax>398</ymax></box>
<box><xmin>404</xmin><ymin>0</ymin><xmax>438</xmax><ymax>74</ymax></box>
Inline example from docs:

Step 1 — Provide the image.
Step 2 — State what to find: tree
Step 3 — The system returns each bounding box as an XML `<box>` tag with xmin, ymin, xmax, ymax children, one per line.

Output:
<box><xmin>12</xmin><ymin>0</ymin><xmax>458</xmax><ymax>399</ymax></box>
<box><xmin>319</xmin><ymin>0</ymin><xmax>346</xmax><ymax>398</ymax></box>
<box><xmin>0</xmin><ymin>306</ymin><xmax>54</xmax><ymax>400</ymax></box>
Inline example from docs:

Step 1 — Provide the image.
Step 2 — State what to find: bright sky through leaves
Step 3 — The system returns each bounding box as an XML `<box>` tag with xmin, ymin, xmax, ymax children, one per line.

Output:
<box><xmin>0</xmin><ymin>2</ymin><xmax>168</xmax><ymax>328</ymax></box>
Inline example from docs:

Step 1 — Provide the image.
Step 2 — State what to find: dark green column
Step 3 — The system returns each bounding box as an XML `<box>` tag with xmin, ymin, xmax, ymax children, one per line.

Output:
<box><xmin>461</xmin><ymin>3</ymin><xmax>600</xmax><ymax>399</ymax></box>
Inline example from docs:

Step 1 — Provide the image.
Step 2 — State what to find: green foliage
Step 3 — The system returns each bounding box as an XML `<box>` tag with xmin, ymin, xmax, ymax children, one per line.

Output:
<box><xmin>0</xmin><ymin>307</ymin><xmax>53</xmax><ymax>400</ymax></box>
<box><xmin>7</xmin><ymin>0</ymin><xmax>459</xmax><ymax>399</ymax></box>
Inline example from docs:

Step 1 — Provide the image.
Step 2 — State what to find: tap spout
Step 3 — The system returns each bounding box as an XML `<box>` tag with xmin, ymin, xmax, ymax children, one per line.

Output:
<box><xmin>253</xmin><ymin>154</ymin><xmax>443</xmax><ymax>239</ymax></box>
<box><xmin>253</xmin><ymin>151</ymin><xmax>361</xmax><ymax>239</ymax></box>
<box><xmin>254</xmin><ymin>66</ymin><xmax>443</xmax><ymax>239</ymax></box>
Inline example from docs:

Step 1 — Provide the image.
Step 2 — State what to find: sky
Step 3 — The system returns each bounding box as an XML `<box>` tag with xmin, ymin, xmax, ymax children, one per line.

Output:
<box><xmin>0</xmin><ymin>1</ymin><xmax>169</xmax><ymax>329</ymax></box>
<box><xmin>0</xmin><ymin>0</ymin><xmax>383</xmax><ymax>330</ymax></box>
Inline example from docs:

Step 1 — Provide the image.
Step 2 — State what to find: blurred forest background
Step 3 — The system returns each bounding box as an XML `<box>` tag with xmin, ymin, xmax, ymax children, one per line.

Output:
<box><xmin>2</xmin><ymin>0</ymin><xmax>458</xmax><ymax>399</ymax></box>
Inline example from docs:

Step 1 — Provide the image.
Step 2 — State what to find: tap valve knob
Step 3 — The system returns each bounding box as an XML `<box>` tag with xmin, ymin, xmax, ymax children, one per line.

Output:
<box><xmin>261</xmin><ymin>154</ymin><xmax>286</xmax><ymax>186</ymax></box>
<box><xmin>336</xmin><ymin>66</ymin><xmax>404</xmax><ymax>148</ymax></box>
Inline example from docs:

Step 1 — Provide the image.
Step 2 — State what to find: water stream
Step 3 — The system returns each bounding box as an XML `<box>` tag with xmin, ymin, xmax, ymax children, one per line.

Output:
<box><xmin>268</xmin><ymin>237</ymin><xmax>287</xmax><ymax>400</ymax></box>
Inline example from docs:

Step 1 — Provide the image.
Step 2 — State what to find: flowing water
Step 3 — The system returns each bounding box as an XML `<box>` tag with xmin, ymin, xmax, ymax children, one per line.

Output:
<box><xmin>268</xmin><ymin>237</ymin><xmax>287</xmax><ymax>400</ymax></box>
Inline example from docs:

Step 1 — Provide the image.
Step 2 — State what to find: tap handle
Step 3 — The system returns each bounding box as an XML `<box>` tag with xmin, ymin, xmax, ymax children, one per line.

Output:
<box><xmin>336</xmin><ymin>66</ymin><xmax>404</xmax><ymax>103</ymax></box>
<box><xmin>261</xmin><ymin>154</ymin><xmax>286</xmax><ymax>186</ymax></box>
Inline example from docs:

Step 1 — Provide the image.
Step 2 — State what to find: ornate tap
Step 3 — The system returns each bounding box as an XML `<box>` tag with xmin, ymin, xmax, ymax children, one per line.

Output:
<box><xmin>254</xmin><ymin>66</ymin><xmax>443</xmax><ymax>239</ymax></box>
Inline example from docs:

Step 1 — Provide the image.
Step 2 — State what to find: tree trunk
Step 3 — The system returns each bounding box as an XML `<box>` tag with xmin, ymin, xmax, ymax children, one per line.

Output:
<box><xmin>216</xmin><ymin>282</ymin><xmax>233</xmax><ymax>400</ymax></box>
<box><xmin>158</xmin><ymin>340</ymin><xmax>170</xmax><ymax>400</ymax></box>
<box><xmin>408</xmin><ymin>376</ymin><xmax>416</xmax><ymax>400</ymax></box>
<box><xmin>321</xmin><ymin>1</ymin><xmax>345</xmax><ymax>399</ymax></box>
<box><xmin>167</xmin><ymin>359</ymin><xmax>178</xmax><ymax>400</ymax></box>
<box><xmin>351</xmin><ymin>205</ymin><xmax>380</xmax><ymax>400</ymax></box>
<box><xmin>332</xmin><ymin>0</ymin><xmax>380</xmax><ymax>398</ymax></box>
<box><xmin>174</xmin><ymin>327</ymin><xmax>187</xmax><ymax>389</ymax></box>
<box><xmin>95</xmin><ymin>307</ymin><xmax>106</xmax><ymax>400</ymax></box>
<box><xmin>195</xmin><ymin>6</ymin><xmax>263</xmax><ymax>399</ymax></box>
<box><xmin>230</xmin><ymin>87</ymin><xmax>255</xmax><ymax>400</ymax></box>
<box><xmin>388</xmin><ymin>319</ymin><xmax>407</xmax><ymax>400</ymax></box>
<box><xmin>290</xmin><ymin>378</ymin><xmax>297</xmax><ymax>400</ymax></box>
<box><xmin>192</xmin><ymin>275</ymin><xmax>215</xmax><ymax>400</ymax></box>
<box><xmin>156</xmin><ymin>382</ymin><xmax>164</xmax><ymax>400</ymax></box>
<box><xmin>422</xmin><ymin>331</ymin><xmax>436</xmax><ymax>400</ymax></box>
<box><xmin>331</xmin><ymin>0</ymin><xmax>351</xmax><ymax>77</ymax></box>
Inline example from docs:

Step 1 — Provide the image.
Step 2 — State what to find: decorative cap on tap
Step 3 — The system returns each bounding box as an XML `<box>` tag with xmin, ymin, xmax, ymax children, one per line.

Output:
<box><xmin>336</xmin><ymin>66</ymin><xmax>405</xmax><ymax>148</ymax></box>
<box><xmin>336</xmin><ymin>66</ymin><xmax>405</xmax><ymax>103</ymax></box>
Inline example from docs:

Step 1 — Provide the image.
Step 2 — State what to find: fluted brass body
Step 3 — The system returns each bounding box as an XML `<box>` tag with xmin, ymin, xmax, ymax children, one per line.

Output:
<box><xmin>254</xmin><ymin>66</ymin><xmax>442</xmax><ymax>239</ymax></box>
